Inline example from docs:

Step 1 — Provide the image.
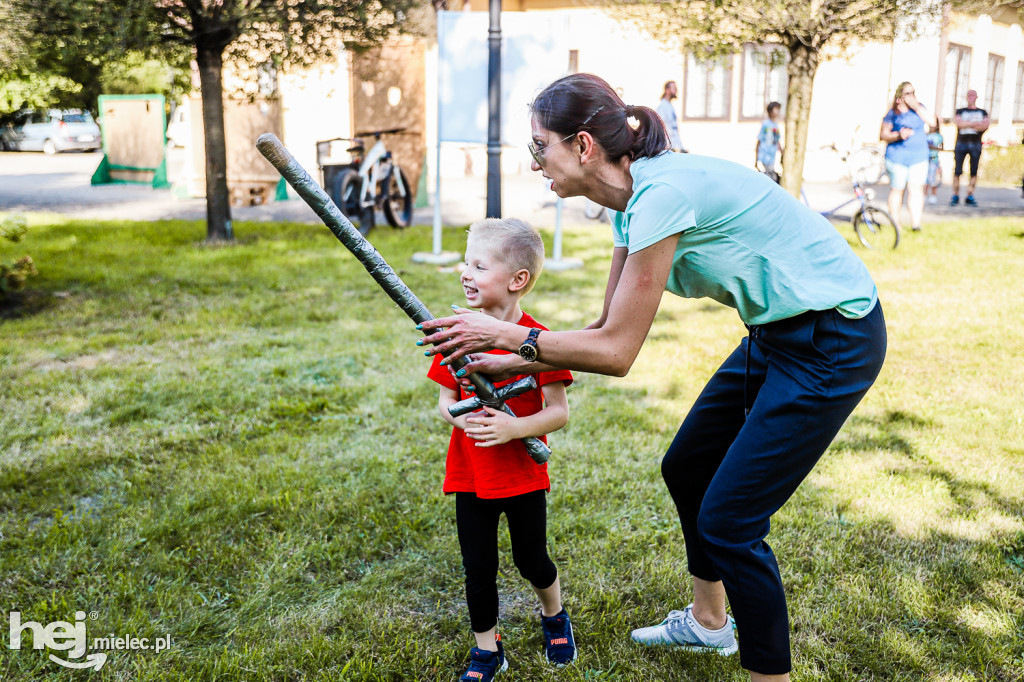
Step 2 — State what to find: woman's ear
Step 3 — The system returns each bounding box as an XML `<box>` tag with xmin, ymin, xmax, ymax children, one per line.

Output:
<box><xmin>577</xmin><ymin>131</ymin><xmax>597</xmax><ymax>164</ymax></box>
<box><xmin>508</xmin><ymin>268</ymin><xmax>531</xmax><ymax>292</ymax></box>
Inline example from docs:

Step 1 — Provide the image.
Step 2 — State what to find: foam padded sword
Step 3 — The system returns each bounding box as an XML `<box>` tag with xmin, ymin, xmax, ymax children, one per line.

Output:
<box><xmin>256</xmin><ymin>134</ymin><xmax>551</xmax><ymax>464</ymax></box>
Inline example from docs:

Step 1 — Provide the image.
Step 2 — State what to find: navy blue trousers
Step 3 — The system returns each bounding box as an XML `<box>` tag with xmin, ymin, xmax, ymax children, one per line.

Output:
<box><xmin>661</xmin><ymin>303</ymin><xmax>886</xmax><ymax>674</ymax></box>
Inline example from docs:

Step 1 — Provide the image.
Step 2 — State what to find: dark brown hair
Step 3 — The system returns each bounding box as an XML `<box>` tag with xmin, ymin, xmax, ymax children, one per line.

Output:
<box><xmin>530</xmin><ymin>73</ymin><xmax>670</xmax><ymax>162</ymax></box>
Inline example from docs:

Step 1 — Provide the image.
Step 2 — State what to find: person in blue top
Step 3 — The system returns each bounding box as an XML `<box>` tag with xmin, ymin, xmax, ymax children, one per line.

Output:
<box><xmin>880</xmin><ymin>81</ymin><xmax>937</xmax><ymax>232</ymax></box>
<box><xmin>417</xmin><ymin>73</ymin><xmax>887</xmax><ymax>682</ymax></box>
<box><xmin>754</xmin><ymin>101</ymin><xmax>784</xmax><ymax>183</ymax></box>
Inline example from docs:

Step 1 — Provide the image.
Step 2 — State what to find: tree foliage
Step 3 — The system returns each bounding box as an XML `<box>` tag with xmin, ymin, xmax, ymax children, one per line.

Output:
<box><xmin>0</xmin><ymin>214</ymin><xmax>37</xmax><ymax>299</ymax></box>
<box><xmin>604</xmin><ymin>0</ymin><xmax>946</xmax><ymax>196</ymax></box>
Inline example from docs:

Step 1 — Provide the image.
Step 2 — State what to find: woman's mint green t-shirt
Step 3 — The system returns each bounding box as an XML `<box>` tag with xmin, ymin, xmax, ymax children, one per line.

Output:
<box><xmin>611</xmin><ymin>153</ymin><xmax>878</xmax><ymax>326</ymax></box>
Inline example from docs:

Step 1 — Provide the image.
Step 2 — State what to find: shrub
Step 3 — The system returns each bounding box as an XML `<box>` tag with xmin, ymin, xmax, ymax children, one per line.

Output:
<box><xmin>0</xmin><ymin>213</ymin><xmax>37</xmax><ymax>298</ymax></box>
<box><xmin>978</xmin><ymin>143</ymin><xmax>1024</xmax><ymax>187</ymax></box>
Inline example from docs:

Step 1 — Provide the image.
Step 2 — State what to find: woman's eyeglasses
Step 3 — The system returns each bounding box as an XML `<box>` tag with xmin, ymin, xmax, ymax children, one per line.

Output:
<box><xmin>528</xmin><ymin>106</ymin><xmax>605</xmax><ymax>166</ymax></box>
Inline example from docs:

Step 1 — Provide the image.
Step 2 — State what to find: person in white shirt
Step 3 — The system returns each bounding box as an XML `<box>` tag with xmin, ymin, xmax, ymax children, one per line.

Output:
<box><xmin>655</xmin><ymin>81</ymin><xmax>686</xmax><ymax>153</ymax></box>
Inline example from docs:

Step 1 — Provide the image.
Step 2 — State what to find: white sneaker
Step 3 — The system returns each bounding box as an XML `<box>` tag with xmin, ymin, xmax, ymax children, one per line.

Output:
<box><xmin>926</xmin><ymin>195</ymin><xmax>937</xmax><ymax>205</ymax></box>
<box><xmin>630</xmin><ymin>604</ymin><xmax>738</xmax><ymax>655</ymax></box>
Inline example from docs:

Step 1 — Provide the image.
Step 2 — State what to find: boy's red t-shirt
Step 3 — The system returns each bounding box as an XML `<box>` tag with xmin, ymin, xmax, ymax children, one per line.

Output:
<box><xmin>427</xmin><ymin>312</ymin><xmax>573</xmax><ymax>499</ymax></box>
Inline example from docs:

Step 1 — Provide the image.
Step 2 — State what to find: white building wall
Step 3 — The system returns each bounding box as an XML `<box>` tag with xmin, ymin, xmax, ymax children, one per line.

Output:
<box><xmin>278</xmin><ymin>55</ymin><xmax>353</xmax><ymax>184</ymax></box>
<box><xmin>419</xmin><ymin>8</ymin><xmax>1022</xmax><ymax>185</ymax></box>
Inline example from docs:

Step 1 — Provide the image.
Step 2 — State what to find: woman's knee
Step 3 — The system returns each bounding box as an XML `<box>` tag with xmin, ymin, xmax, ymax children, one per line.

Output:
<box><xmin>661</xmin><ymin>446</ymin><xmax>694</xmax><ymax>488</ymax></box>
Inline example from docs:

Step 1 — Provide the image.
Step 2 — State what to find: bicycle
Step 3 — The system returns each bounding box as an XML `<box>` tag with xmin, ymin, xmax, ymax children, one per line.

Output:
<box><xmin>320</xmin><ymin>128</ymin><xmax>414</xmax><ymax>236</ymax></box>
<box><xmin>801</xmin><ymin>144</ymin><xmax>899</xmax><ymax>250</ymax></box>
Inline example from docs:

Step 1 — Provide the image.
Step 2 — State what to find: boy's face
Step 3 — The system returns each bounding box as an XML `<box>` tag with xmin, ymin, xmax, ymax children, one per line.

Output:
<box><xmin>460</xmin><ymin>239</ymin><xmax>520</xmax><ymax>310</ymax></box>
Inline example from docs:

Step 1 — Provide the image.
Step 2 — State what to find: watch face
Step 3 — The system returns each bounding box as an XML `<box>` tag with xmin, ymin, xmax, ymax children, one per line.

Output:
<box><xmin>519</xmin><ymin>344</ymin><xmax>538</xmax><ymax>362</ymax></box>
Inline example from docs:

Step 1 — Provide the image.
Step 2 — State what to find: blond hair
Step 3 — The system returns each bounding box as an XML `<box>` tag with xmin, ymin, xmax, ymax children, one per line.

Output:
<box><xmin>466</xmin><ymin>218</ymin><xmax>545</xmax><ymax>295</ymax></box>
<box><xmin>891</xmin><ymin>81</ymin><xmax>914</xmax><ymax>113</ymax></box>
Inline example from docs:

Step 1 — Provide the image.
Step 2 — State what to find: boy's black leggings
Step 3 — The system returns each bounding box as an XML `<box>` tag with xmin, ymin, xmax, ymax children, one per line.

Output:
<box><xmin>455</xmin><ymin>490</ymin><xmax>557</xmax><ymax>633</ymax></box>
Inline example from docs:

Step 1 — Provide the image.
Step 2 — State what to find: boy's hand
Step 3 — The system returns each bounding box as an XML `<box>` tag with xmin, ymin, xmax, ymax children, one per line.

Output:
<box><xmin>465</xmin><ymin>406</ymin><xmax>521</xmax><ymax>447</ymax></box>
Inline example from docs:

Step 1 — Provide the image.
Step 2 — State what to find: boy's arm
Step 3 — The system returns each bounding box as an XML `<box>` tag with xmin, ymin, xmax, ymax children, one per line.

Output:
<box><xmin>438</xmin><ymin>385</ymin><xmax>473</xmax><ymax>430</ymax></box>
<box><xmin>464</xmin><ymin>381</ymin><xmax>569</xmax><ymax>448</ymax></box>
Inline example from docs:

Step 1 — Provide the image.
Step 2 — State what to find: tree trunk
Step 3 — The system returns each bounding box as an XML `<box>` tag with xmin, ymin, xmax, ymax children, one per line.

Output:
<box><xmin>196</xmin><ymin>44</ymin><xmax>233</xmax><ymax>242</ymax></box>
<box><xmin>781</xmin><ymin>40</ymin><xmax>819</xmax><ymax>199</ymax></box>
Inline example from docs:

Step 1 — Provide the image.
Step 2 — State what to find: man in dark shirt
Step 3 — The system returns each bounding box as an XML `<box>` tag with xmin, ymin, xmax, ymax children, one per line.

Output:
<box><xmin>951</xmin><ymin>89</ymin><xmax>990</xmax><ymax>206</ymax></box>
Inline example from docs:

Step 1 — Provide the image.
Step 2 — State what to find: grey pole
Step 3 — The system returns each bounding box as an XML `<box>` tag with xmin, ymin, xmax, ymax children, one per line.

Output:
<box><xmin>486</xmin><ymin>0</ymin><xmax>502</xmax><ymax>218</ymax></box>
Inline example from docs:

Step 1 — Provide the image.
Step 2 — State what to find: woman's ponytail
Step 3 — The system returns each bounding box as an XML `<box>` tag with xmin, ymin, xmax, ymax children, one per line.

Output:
<box><xmin>626</xmin><ymin>104</ymin><xmax>671</xmax><ymax>159</ymax></box>
<box><xmin>531</xmin><ymin>74</ymin><xmax>670</xmax><ymax>163</ymax></box>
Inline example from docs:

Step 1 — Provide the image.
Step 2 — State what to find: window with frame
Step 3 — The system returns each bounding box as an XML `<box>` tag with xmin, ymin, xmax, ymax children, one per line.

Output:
<box><xmin>740</xmin><ymin>45</ymin><xmax>788</xmax><ymax>120</ymax></box>
<box><xmin>684</xmin><ymin>54</ymin><xmax>732</xmax><ymax>120</ymax></box>
<box><xmin>942</xmin><ymin>43</ymin><xmax>971</xmax><ymax>120</ymax></box>
<box><xmin>1013</xmin><ymin>61</ymin><xmax>1024</xmax><ymax>123</ymax></box>
<box><xmin>985</xmin><ymin>54</ymin><xmax>1004</xmax><ymax>122</ymax></box>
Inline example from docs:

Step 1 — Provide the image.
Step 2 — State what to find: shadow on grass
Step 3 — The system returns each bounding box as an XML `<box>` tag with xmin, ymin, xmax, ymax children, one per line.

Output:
<box><xmin>831</xmin><ymin>409</ymin><xmax>933</xmax><ymax>458</ymax></box>
<box><xmin>783</xmin><ymin>478</ymin><xmax>1024</xmax><ymax>679</ymax></box>
<box><xmin>0</xmin><ymin>289</ymin><xmax>59</xmax><ymax>320</ymax></box>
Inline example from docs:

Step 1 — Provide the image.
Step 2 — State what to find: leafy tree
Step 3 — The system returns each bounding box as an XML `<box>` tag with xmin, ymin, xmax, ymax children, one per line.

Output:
<box><xmin>0</xmin><ymin>214</ymin><xmax>37</xmax><ymax>300</ymax></box>
<box><xmin>100</xmin><ymin>51</ymin><xmax>191</xmax><ymax>103</ymax></box>
<box><xmin>10</xmin><ymin>0</ymin><xmax>426</xmax><ymax>241</ymax></box>
<box><xmin>605</xmin><ymin>0</ymin><xmax>946</xmax><ymax>196</ymax></box>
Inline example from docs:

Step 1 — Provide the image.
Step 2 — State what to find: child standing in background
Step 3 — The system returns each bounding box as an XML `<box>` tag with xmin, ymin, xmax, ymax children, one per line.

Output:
<box><xmin>926</xmin><ymin>124</ymin><xmax>944</xmax><ymax>205</ymax></box>
<box><xmin>755</xmin><ymin>101</ymin><xmax>784</xmax><ymax>183</ymax></box>
<box><xmin>427</xmin><ymin>218</ymin><xmax>576</xmax><ymax>682</ymax></box>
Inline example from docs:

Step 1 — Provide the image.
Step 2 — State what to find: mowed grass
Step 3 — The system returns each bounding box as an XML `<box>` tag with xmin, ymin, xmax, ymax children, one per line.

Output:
<box><xmin>1</xmin><ymin>213</ymin><xmax>1022</xmax><ymax>681</ymax></box>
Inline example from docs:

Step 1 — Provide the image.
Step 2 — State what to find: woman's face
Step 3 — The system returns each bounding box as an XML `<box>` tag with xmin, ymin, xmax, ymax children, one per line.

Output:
<box><xmin>530</xmin><ymin>117</ymin><xmax>587</xmax><ymax>198</ymax></box>
<box><xmin>896</xmin><ymin>85</ymin><xmax>915</xmax><ymax>111</ymax></box>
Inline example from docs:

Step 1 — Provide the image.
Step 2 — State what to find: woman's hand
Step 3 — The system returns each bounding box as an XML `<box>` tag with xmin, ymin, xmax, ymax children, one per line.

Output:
<box><xmin>899</xmin><ymin>127</ymin><xmax>914</xmax><ymax>140</ymax></box>
<box><xmin>465</xmin><ymin>406</ymin><xmax>521</xmax><ymax>447</ymax></box>
<box><xmin>417</xmin><ymin>307</ymin><xmax>512</xmax><ymax>363</ymax></box>
<box><xmin>456</xmin><ymin>352</ymin><xmax>525</xmax><ymax>383</ymax></box>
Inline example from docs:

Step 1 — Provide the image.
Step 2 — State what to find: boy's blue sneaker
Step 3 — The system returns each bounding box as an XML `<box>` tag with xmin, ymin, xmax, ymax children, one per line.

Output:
<box><xmin>965</xmin><ymin>195</ymin><xmax>977</xmax><ymax>206</ymax></box>
<box><xmin>540</xmin><ymin>609</ymin><xmax>577</xmax><ymax>667</ymax></box>
<box><xmin>630</xmin><ymin>604</ymin><xmax>738</xmax><ymax>656</ymax></box>
<box><xmin>459</xmin><ymin>638</ymin><xmax>507</xmax><ymax>681</ymax></box>
<box><xmin>950</xmin><ymin>195</ymin><xmax>960</xmax><ymax>206</ymax></box>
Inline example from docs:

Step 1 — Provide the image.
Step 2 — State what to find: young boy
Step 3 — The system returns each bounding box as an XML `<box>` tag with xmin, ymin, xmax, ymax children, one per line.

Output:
<box><xmin>926</xmin><ymin>123</ymin><xmax>944</xmax><ymax>204</ymax></box>
<box><xmin>426</xmin><ymin>218</ymin><xmax>576</xmax><ymax>681</ymax></box>
<box><xmin>755</xmin><ymin>101</ymin><xmax>784</xmax><ymax>183</ymax></box>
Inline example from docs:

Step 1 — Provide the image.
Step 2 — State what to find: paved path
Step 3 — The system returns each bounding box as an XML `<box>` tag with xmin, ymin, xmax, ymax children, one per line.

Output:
<box><xmin>1</xmin><ymin>151</ymin><xmax>1020</xmax><ymax>229</ymax></box>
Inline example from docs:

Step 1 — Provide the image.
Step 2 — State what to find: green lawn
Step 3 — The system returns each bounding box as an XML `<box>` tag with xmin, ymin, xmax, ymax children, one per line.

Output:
<box><xmin>1</xmin><ymin>214</ymin><xmax>1022</xmax><ymax>681</ymax></box>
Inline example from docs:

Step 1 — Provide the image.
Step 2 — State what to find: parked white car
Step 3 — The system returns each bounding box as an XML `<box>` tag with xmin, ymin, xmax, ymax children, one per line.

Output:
<box><xmin>0</xmin><ymin>109</ymin><xmax>102</xmax><ymax>154</ymax></box>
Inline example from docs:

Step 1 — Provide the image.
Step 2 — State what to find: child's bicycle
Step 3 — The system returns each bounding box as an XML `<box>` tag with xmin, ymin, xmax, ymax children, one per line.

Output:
<box><xmin>801</xmin><ymin>144</ymin><xmax>899</xmax><ymax>250</ymax></box>
<box><xmin>320</xmin><ymin>128</ymin><xmax>414</xmax><ymax>236</ymax></box>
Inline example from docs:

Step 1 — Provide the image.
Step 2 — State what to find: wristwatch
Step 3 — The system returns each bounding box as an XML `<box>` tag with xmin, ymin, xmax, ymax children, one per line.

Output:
<box><xmin>518</xmin><ymin>328</ymin><xmax>541</xmax><ymax>362</ymax></box>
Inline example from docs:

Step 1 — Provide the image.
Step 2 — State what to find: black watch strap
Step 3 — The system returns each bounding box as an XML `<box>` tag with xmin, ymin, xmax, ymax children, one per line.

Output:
<box><xmin>518</xmin><ymin>327</ymin><xmax>541</xmax><ymax>362</ymax></box>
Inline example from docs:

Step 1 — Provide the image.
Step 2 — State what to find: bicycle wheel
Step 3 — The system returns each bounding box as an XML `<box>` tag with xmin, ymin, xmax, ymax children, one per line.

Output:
<box><xmin>852</xmin><ymin>206</ymin><xmax>900</xmax><ymax>250</ymax></box>
<box><xmin>381</xmin><ymin>166</ymin><xmax>413</xmax><ymax>228</ymax></box>
<box><xmin>331</xmin><ymin>169</ymin><xmax>374</xmax><ymax>236</ymax></box>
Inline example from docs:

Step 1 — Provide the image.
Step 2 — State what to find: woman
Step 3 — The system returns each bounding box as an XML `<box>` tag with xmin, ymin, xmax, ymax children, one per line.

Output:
<box><xmin>418</xmin><ymin>73</ymin><xmax>886</xmax><ymax>681</ymax></box>
<box><xmin>880</xmin><ymin>81</ymin><xmax>937</xmax><ymax>232</ymax></box>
